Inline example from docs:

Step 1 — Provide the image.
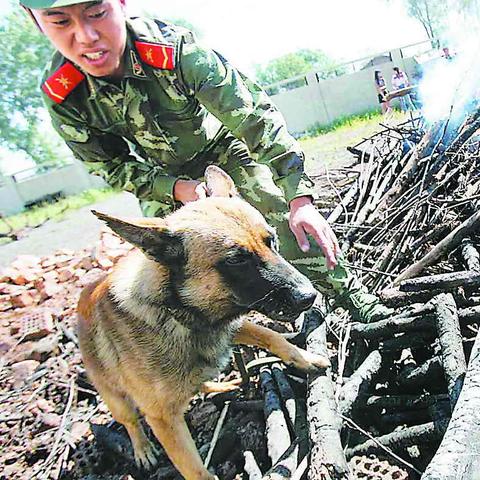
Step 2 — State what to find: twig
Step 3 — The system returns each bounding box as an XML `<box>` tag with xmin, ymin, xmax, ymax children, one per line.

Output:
<box><xmin>204</xmin><ymin>401</ymin><xmax>230</xmax><ymax>469</ymax></box>
<box><xmin>341</xmin><ymin>414</ymin><xmax>422</xmax><ymax>475</ymax></box>
<box><xmin>33</xmin><ymin>376</ymin><xmax>76</xmax><ymax>479</ymax></box>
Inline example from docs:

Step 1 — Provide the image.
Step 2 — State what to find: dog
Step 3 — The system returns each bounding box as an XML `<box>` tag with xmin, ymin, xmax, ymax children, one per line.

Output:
<box><xmin>77</xmin><ymin>166</ymin><xmax>329</xmax><ymax>480</ymax></box>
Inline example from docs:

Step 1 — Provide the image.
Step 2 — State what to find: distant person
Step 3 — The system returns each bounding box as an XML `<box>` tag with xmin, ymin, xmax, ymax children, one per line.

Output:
<box><xmin>391</xmin><ymin>66</ymin><xmax>415</xmax><ymax>112</ymax></box>
<box><xmin>442</xmin><ymin>46</ymin><xmax>455</xmax><ymax>61</ymax></box>
<box><xmin>374</xmin><ymin>70</ymin><xmax>391</xmax><ymax>115</ymax></box>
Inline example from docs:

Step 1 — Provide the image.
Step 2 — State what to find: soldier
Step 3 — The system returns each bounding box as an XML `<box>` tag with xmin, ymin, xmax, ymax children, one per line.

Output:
<box><xmin>21</xmin><ymin>0</ymin><xmax>390</xmax><ymax>321</ymax></box>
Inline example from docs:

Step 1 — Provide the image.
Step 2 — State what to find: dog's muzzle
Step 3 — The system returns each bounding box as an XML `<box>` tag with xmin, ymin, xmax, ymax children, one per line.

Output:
<box><xmin>249</xmin><ymin>285</ymin><xmax>317</xmax><ymax>322</ymax></box>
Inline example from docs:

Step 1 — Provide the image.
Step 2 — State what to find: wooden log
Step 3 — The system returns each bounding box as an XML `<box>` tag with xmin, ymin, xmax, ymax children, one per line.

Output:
<box><xmin>345</xmin><ymin>420</ymin><xmax>448</xmax><ymax>459</ymax></box>
<box><xmin>434</xmin><ymin>293</ymin><xmax>467</xmax><ymax>410</ymax></box>
<box><xmin>244</xmin><ymin>451</ymin><xmax>262</xmax><ymax>480</ymax></box>
<box><xmin>379</xmin><ymin>287</ymin><xmax>445</xmax><ymax>308</ymax></box>
<box><xmin>394</xmin><ymin>208</ymin><xmax>480</xmax><ymax>285</ymax></box>
<box><xmin>399</xmin><ymin>270</ymin><xmax>480</xmax><ymax>292</ymax></box>
<box><xmin>380</xmin><ymin>332</ymin><xmax>435</xmax><ymax>353</ymax></box>
<box><xmin>365</xmin><ymin>394</ymin><xmax>449</xmax><ymax>411</ymax></box>
<box><xmin>272</xmin><ymin>364</ymin><xmax>307</xmax><ymax>440</ymax></box>
<box><xmin>260</xmin><ymin>367</ymin><xmax>291</xmax><ymax>464</ymax></box>
<box><xmin>421</xmin><ymin>326</ymin><xmax>480</xmax><ymax>479</ymax></box>
<box><xmin>338</xmin><ymin>350</ymin><xmax>384</xmax><ymax>416</ymax></box>
<box><xmin>262</xmin><ymin>440</ymin><xmax>301</xmax><ymax>480</ymax></box>
<box><xmin>350</xmin><ymin>314</ymin><xmax>434</xmax><ymax>340</ymax></box>
<box><xmin>304</xmin><ymin>303</ymin><xmax>350</xmax><ymax>479</ymax></box>
<box><xmin>397</xmin><ymin>357</ymin><xmax>444</xmax><ymax>391</ymax></box>
<box><xmin>461</xmin><ymin>237</ymin><xmax>480</xmax><ymax>272</ymax></box>
<box><xmin>327</xmin><ymin>181</ymin><xmax>359</xmax><ymax>225</ymax></box>
<box><xmin>351</xmin><ymin>304</ymin><xmax>480</xmax><ymax>341</ymax></box>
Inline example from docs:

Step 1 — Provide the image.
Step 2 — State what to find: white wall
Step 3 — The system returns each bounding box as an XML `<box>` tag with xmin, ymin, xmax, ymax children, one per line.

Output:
<box><xmin>270</xmin><ymin>48</ymin><xmax>420</xmax><ymax>134</ymax></box>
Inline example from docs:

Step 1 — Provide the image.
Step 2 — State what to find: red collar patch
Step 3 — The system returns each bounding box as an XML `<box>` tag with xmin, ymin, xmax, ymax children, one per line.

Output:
<box><xmin>42</xmin><ymin>62</ymin><xmax>85</xmax><ymax>104</ymax></box>
<box><xmin>135</xmin><ymin>41</ymin><xmax>175</xmax><ymax>70</ymax></box>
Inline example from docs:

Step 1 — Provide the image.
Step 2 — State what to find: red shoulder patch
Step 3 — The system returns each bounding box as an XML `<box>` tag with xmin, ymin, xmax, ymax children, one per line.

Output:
<box><xmin>135</xmin><ymin>41</ymin><xmax>175</xmax><ymax>70</ymax></box>
<box><xmin>42</xmin><ymin>62</ymin><xmax>85</xmax><ymax>104</ymax></box>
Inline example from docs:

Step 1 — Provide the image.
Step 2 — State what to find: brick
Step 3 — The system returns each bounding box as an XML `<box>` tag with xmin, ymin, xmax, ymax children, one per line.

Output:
<box><xmin>35</xmin><ymin>279</ymin><xmax>62</xmax><ymax>300</ymax></box>
<box><xmin>0</xmin><ymin>295</ymin><xmax>12</xmax><ymax>312</ymax></box>
<box><xmin>57</xmin><ymin>267</ymin><xmax>75</xmax><ymax>283</ymax></box>
<box><xmin>11</xmin><ymin>360</ymin><xmax>40</xmax><ymax>387</ymax></box>
<box><xmin>96</xmin><ymin>256</ymin><xmax>114</xmax><ymax>270</ymax></box>
<box><xmin>75</xmin><ymin>256</ymin><xmax>94</xmax><ymax>271</ymax></box>
<box><xmin>42</xmin><ymin>270</ymin><xmax>58</xmax><ymax>282</ymax></box>
<box><xmin>11</xmin><ymin>290</ymin><xmax>39</xmax><ymax>309</ymax></box>
<box><xmin>19</xmin><ymin>309</ymin><xmax>55</xmax><ymax>341</ymax></box>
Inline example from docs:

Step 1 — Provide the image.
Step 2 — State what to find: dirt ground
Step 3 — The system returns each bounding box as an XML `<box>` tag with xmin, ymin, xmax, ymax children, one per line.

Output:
<box><xmin>0</xmin><ymin>192</ymin><xmax>142</xmax><ymax>269</ymax></box>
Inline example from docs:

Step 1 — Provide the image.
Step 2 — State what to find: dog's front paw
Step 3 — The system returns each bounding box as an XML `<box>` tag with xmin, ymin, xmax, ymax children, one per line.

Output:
<box><xmin>287</xmin><ymin>346</ymin><xmax>330</xmax><ymax>372</ymax></box>
<box><xmin>134</xmin><ymin>438</ymin><xmax>160</xmax><ymax>471</ymax></box>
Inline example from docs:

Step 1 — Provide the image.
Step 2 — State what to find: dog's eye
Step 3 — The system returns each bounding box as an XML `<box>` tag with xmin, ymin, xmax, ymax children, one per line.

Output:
<box><xmin>224</xmin><ymin>254</ymin><xmax>249</xmax><ymax>266</ymax></box>
<box><xmin>265</xmin><ymin>235</ymin><xmax>278</xmax><ymax>251</ymax></box>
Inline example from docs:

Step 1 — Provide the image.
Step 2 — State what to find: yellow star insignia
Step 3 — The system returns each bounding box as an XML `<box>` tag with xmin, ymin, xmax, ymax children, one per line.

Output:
<box><xmin>56</xmin><ymin>75</ymin><xmax>71</xmax><ymax>90</ymax></box>
<box><xmin>146</xmin><ymin>48</ymin><xmax>154</xmax><ymax>63</ymax></box>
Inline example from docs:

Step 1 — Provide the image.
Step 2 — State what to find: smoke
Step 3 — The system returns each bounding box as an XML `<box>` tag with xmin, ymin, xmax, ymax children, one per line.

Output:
<box><xmin>418</xmin><ymin>18</ymin><xmax>480</xmax><ymax>126</ymax></box>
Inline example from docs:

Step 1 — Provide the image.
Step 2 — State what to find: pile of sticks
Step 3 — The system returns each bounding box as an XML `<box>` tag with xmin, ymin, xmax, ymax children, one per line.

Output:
<box><xmin>316</xmin><ymin>106</ymin><xmax>480</xmax><ymax>478</ymax></box>
<box><xmin>328</xmin><ymin>107</ymin><xmax>480</xmax><ymax>292</ymax></box>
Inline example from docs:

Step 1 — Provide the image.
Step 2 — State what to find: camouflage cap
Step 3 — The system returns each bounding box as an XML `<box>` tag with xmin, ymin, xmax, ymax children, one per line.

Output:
<box><xmin>20</xmin><ymin>0</ymin><xmax>88</xmax><ymax>8</ymax></box>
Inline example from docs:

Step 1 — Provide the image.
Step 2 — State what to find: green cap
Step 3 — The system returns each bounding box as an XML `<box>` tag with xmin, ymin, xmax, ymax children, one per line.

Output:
<box><xmin>20</xmin><ymin>0</ymin><xmax>88</xmax><ymax>8</ymax></box>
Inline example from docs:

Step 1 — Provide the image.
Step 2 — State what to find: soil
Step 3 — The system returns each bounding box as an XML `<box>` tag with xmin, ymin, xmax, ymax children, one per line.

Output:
<box><xmin>0</xmin><ymin>192</ymin><xmax>142</xmax><ymax>269</ymax></box>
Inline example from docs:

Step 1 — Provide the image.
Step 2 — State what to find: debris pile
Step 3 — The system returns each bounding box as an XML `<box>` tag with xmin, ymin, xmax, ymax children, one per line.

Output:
<box><xmin>3</xmin><ymin>108</ymin><xmax>480</xmax><ymax>479</ymax></box>
<box><xmin>317</xmin><ymin>106</ymin><xmax>480</xmax><ymax>478</ymax></box>
<box><xmin>1</xmin><ymin>237</ymin><xmax>409</xmax><ymax>478</ymax></box>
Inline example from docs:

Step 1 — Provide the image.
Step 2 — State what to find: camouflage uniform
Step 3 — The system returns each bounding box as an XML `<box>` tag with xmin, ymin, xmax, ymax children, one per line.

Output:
<box><xmin>41</xmin><ymin>17</ymin><xmax>387</xmax><ymax>321</ymax></box>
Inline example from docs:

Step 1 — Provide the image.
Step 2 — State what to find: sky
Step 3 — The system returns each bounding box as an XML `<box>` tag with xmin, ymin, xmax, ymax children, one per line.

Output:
<box><xmin>129</xmin><ymin>0</ymin><xmax>428</xmax><ymax>74</ymax></box>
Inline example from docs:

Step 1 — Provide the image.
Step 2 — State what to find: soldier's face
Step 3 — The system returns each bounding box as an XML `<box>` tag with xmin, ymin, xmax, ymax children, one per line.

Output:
<box><xmin>31</xmin><ymin>0</ymin><xmax>127</xmax><ymax>78</ymax></box>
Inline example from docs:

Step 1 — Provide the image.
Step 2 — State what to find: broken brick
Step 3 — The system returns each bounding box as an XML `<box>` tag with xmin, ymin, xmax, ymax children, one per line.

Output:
<box><xmin>19</xmin><ymin>310</ymin><xmax>55</xmax><ymax>341</ymax></box>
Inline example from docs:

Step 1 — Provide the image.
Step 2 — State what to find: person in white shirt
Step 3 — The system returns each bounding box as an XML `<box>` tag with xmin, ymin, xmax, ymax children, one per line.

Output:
<box><xmin>391</xmin><ymin>67</ymin><xmax>415</xmax><ymax>112</ymax></box>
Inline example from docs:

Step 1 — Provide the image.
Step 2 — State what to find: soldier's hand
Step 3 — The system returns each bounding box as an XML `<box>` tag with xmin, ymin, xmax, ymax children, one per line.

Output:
<box><xmin>289</xmin><ymin>196</ymin><xmax>340</xmax><ymax>270</ymax></box>
<box><xmin>173</xmin><ymin>179</ymin><xmax>208</xmax><ymax>204</ymax></box>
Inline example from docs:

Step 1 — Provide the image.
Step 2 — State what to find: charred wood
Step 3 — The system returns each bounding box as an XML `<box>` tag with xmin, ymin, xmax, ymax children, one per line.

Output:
<box><xmin>422</xmin><ymin>325</ymin><xmax>480</xmax><ymax>479</ymax></box>
<box><xmin>399</xmin><ymin>270</ymin><xmax>480</xmax><ymax>292</ymax></box>
<box><xmin>394</xmin><ymin>207</ymin><xmax>480</xmax><ymax>284</ymax></box>
<box><xmin>397</xmin><ymin>357</ymin><xmax>445</xmax><ymax>392</ymax></box>
<box><xmin>338</xmin><ymin>350</ymin><xmax>384</xmax><ymax>416</ymax></box>
<box><xmin>260</xmin><ymin>367</ymin><xmax>291</xmax><ymax>464</ymax></box>
<box><xmin>304</xmin><ymin>303</ymin><xmax>350</xmax><ymax>479</ymax></box>
<box><xmin>460</xmin><ymin>237</ymin><xmax>480</xmax><ymax>272</ymax></box>
<box><xmin>345</xmin><ymin>419</ymin><xmax>448</xmax><ymax>459</ymax></box>
<box><xmin>434</xmin><ymin>294</ymin><xmax>467</xmax><ymax>410</ymax></box>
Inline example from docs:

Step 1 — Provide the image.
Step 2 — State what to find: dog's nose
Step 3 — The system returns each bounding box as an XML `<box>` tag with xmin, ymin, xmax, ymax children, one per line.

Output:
<box><xmin>295</xmin><ymin>288</ymin><xmax>317</xmax><ymax>311</ymax></box>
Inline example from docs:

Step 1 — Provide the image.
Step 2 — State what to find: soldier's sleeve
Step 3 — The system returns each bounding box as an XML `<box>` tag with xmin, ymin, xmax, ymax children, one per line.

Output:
<box><xmin>176</xmin><ymin>34</ymin><xmax>316</xmax><ymax>204</ymax></box>
<box><xmin>46</xmin><ymin>103</ymin><xmax>179</xmax><ymax>208</ymax></box>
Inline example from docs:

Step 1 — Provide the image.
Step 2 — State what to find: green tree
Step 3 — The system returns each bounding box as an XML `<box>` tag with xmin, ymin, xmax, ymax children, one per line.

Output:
<box><xmin>394</xmin><ymin>0</ymin><xmax>447</xmax><ymax>45</ymax></box>
<box><xmin>254</xmin><ymin>49</ymin><xmax>341</xmax><ymax>87</ymax></box>
<box><xmin>0</xmin><ymin>7</ymin><xmax>65</xmax><ymax>167</ymax></box>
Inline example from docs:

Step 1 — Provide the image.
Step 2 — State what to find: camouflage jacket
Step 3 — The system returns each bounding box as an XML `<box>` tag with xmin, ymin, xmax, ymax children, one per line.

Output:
<box><xmin>41</xmin><ymin>17</ymin><xmax>315</xmax><ymax>215</ymax></box>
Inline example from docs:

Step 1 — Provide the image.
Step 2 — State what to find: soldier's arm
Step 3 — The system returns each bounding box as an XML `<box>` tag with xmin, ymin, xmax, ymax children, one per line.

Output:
<box><xmin>46</xmin><ymin>104</ymin><xmax>179</xmax><ymax>208</ymax></box>
<box><xmin>176</xmin><ymin>34</ymin><xmax>315</xmax><ymax>204</ymax></box>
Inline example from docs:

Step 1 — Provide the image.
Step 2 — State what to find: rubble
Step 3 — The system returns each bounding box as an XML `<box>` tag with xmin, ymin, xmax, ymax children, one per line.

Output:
<box><xmin>4</xmin><ymin>105</ymin><xmax>480</xmax><ymax>478</ymax></box>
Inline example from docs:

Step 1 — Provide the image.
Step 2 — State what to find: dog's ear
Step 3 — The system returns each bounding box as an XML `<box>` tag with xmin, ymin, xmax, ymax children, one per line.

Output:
<box><xmin>205</xmin><ymin>165</ymin><xmax>238</xmax><ymax>197</ymax></box>
<box><xmin>92</xmin><ymin>211</ymin><xmax>183</xmax><ymax>264</ymax></box>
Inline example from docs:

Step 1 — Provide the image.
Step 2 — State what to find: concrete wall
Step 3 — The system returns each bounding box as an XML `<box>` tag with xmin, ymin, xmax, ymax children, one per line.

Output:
<box><xmin>270</xmin><ymin>47</ymin><xmax>422</xmax><ymax>135</ymax></box>
<box><xmin>0</xmin><ymin>160</ymin><xmax>106</xmax><ymax>216</ymax></box>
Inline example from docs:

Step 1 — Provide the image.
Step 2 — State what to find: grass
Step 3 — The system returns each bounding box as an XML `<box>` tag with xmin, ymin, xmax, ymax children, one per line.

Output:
<box><xmin>300</xmin><ymin>110</ymin><xmax>407</xmax><ymax>171</ymax></box>
<box><xmin>0</xmin><ymin>187</ymin><xmax>116</xmax><ymax>240</ymax></box>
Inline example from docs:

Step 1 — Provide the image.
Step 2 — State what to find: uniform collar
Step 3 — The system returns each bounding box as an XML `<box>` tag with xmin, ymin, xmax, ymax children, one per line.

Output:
<box><xmin>86</xmin><ymin>30</ymin><xmax>154</xmax><ymax>100</ymax></box>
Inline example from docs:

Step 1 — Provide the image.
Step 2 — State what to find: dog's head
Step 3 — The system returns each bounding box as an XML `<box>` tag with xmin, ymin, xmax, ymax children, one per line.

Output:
<box><xmin>93</xmin><ymin>166</ymin><xmax>316</xmax><ymax>324</ymax></box>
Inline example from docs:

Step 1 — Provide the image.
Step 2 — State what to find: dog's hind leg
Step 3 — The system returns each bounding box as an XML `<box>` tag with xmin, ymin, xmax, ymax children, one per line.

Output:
<box><xmin>95</xmin><ymin>382</ymin><xmax>159</xmax><ymax>470</ymax></box>
<box><xmin>234</xmin><ymin>320</ymin><xmax>330</xmax><ymax>372</ymax></box>
<box><xmin>145</xmin><ymin>409</ymin><xmax>216</xmax><ymax>480</ymax></box>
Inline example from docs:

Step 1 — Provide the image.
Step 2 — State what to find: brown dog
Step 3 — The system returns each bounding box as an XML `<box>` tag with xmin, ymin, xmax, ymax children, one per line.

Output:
<box><xmin>77</xmin><ymin>166</ymin><xmax>329</xmax><ymax>480</ymax></box>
